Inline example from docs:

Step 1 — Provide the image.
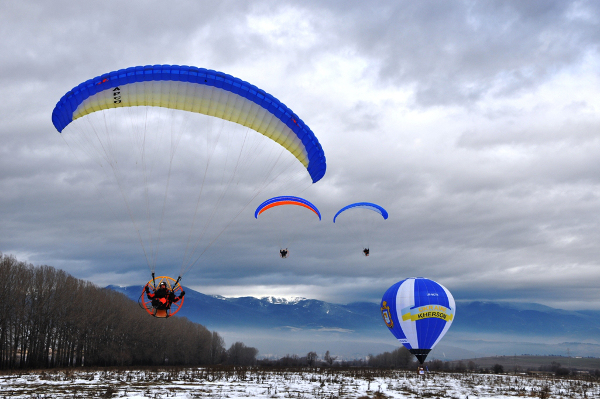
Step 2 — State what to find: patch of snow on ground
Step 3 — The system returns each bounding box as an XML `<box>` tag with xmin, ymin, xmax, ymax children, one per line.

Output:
<box><xmin>0</xmin><ymin>367</ymin><xmax>598</xmax><ymax>398</ymax></box>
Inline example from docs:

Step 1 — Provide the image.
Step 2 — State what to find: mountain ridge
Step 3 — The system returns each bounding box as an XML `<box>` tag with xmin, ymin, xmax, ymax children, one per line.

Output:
<box><xmin>108</xmin><ymin>285</ymin><xmax>600</xmax><ymax>359</ymax></box>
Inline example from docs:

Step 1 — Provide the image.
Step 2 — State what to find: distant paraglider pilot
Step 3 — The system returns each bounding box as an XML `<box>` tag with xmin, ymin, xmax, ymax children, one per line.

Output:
<box><xmin>363</xmin><ymin>248</ymin><xmax>370</xmax><ymax>256</ymax></box>
<box><xmin>145</xmin><ymin>281</ymin><xmax>185</xmax><ymax>311</ymax></box>
<box><xmin>280</xmin><ymin>248</ymin><xmax>289</xmax><ymax>258</ymax></box>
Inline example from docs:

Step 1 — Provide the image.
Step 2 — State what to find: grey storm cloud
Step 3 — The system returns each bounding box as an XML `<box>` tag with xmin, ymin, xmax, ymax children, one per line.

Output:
<box><xmin>1</xmin><ymin>0</ymin><xmax>600</xmax><ymax>310</ymax></box>
<box><xmin>311</xmin><ymin>1</ymin><xmax>600</xmax><ymax>106</ymax></box>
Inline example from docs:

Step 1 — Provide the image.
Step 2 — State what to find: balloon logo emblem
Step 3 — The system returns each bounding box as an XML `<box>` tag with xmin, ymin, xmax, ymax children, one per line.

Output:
<box><xmin>381</xmin><ymin>301</ymin><xmax>394</xmax><ymax>328</ymax></box>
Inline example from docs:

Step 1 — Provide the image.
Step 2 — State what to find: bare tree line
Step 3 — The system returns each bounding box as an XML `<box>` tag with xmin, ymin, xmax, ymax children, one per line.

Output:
<box><xmin>256</xmin><ymin>347</ymin><xmax>415</xmax><ymax>369</ymax></box>
<box><xmin>0</xmin><ymin>253</ymin><xmax>257</xmax><ymax>369</ymax></box>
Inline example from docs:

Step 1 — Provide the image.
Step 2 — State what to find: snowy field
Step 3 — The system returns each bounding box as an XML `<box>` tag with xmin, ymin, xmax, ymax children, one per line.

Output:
<box><xmin>0</xmin><ymin>367</ymin><xmax>598</xmax><ymax>398</ymax></box>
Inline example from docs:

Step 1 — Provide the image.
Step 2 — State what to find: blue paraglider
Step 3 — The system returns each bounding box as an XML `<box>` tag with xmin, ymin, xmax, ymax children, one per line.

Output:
<box><xmin>333</xmin><ymin>202</ymin><xmax>388</xmax><ymax>256</ymax></box>
<box><xmin>332</xmin><ymin>202</ymin><xmax>388</xmax><ymax>223</ymax></box>
<box><xmin>380</xmin><ymin>277</ymin><xmax>455</xmax><ymax>364</ymax></box>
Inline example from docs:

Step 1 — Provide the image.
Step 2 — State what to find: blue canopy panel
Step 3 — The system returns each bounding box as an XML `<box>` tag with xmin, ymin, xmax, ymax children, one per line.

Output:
<box><xmin>333</xmin><ymin>202</ymin><xmax>388</xmax><ymax>223</ymax></box>
<box><xmin>51</xmin><ymin>65</ymin><xmax>326</xmax><ymax>183</ymax></box>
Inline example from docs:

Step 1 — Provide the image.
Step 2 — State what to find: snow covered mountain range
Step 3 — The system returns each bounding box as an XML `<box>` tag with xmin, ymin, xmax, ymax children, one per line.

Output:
<box><xmin>108</xmin><ymin>284</ymin><xmax>600</xmax><ymax>360</ymax></box>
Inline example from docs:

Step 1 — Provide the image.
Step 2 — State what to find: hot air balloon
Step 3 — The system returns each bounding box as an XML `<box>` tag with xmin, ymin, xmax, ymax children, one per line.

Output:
<box><xmin>380</xmin><ymin>277</ymin><xmax>455</xmax><ymax>364</ymax></box>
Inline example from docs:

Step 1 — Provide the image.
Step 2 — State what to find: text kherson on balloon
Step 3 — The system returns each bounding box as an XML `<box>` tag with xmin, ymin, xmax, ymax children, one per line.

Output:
<box><xmin>401</xmin><ymin>305</ymin><xmax>455</xmax><ymax>322</ymax></box>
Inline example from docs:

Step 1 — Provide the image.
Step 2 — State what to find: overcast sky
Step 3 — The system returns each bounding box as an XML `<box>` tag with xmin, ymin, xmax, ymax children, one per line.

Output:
<box><xmin>2</xmin><ymin>0</ymin><xmax>600</xmax><ymax>310</ymax></box>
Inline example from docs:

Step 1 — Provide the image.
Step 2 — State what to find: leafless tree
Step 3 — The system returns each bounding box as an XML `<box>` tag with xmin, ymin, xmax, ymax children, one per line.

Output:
<box><xmin>367</xmin><ymin>347</ymin><xmax>414</xmax><ymax>369</ymax></box>
<box><xmin>226</xmin><ymin>342</ymin><xmax>258</xmax><ymax>366</ymax></box>
<box><xmin>324</xmin><ymin>350</ymin><xmax>337</xmax><ymax>366</ymax></box>
<box><xmin>0</xmin><ymin>253</ymin><xmax>231</xmax><ymax>369</ymax></box>
<box><xmin>209</xmin><ymin>331</ymin><xmax>226</xmax><ymax>364</ymax></box>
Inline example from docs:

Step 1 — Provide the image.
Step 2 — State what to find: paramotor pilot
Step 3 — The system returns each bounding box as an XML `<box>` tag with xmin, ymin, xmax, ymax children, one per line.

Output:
<box><xmin>145</xmin><ymin>281</ymin><xmax>185</xmax><ymax>311</ymax></box>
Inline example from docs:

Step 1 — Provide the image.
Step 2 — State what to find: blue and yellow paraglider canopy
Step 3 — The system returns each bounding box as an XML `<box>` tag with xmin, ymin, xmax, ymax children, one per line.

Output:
<box><xmin>51</xmin><ymin>64</ymin><xmax>326</xmax><ymax>183</ymax></box>
<box><xmin>255</xmin><ymin>196</ymin><xmax>321</xmax><ymax>220</ymax></box>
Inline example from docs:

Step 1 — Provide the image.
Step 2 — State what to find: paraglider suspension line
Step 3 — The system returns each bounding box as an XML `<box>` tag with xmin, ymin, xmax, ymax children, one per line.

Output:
<box><xmin>172</xmin><ymin>275</ymin><xmax>182</xmax><ymax>291</ymax></box>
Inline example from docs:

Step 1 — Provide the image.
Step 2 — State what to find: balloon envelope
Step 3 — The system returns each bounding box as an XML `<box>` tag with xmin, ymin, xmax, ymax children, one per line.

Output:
<box><xmin>380</xmin><ymin>277</ymin><xmax>455</xmax><ymax>364</ymax></box>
